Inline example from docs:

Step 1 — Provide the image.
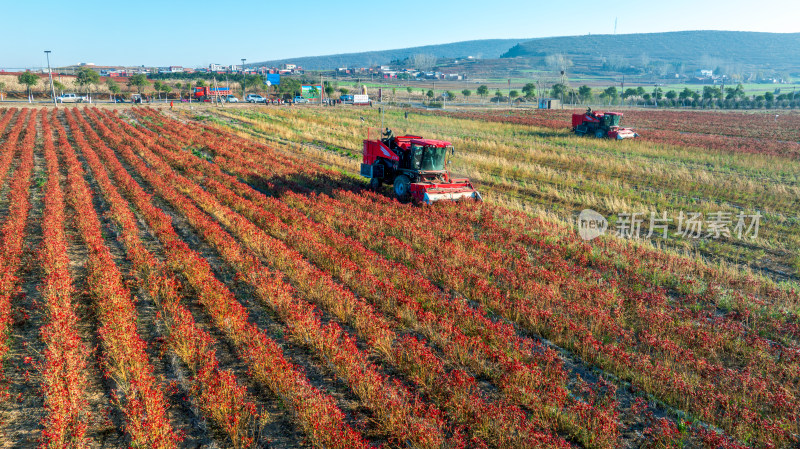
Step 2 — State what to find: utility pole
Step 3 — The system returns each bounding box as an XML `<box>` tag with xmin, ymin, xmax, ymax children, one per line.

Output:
<box><xmin>508</xmin><ymin>78</ymin><xmax>511</xmax><ymax>107</ymax></box>
<box><xmin>45</xmin><ymin>50</ymin><xmax>57</xmax><ymax>106</ymax></box>
<box><xmin>241</xmin><ymin>58</ymin><xmax>246</xmax><ymax>99</ymax></box>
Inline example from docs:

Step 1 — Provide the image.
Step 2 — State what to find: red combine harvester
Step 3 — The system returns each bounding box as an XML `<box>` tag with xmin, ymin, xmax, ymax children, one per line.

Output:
<box><xmin>361</xmin><ymin>129</ymin><xmax>482</xmax><ymax>204</ymax></box>
<box><xmin>572</xmin><ymin>108</ymin><xmax>638</xmax><ymax>139</ymax></box>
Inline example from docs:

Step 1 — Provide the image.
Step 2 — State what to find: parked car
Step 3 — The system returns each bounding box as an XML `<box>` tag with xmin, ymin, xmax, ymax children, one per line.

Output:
<box><xmin>57</xmin><ymin>93</ymin><xmax>88</xmax><ymax>103</ymax></box>
<box><xmin>224</xmin><ymin>95</ymin><xmax>239</xmax><ymax>103</ymax></box>
<box><xmin>293</xmin><ymin>96</ymin><xmax>309</xmax><ymax>104</ymax></box>
<box><xmin>245</xmin><ymin>94</ymin><xmax>265</xmax><ymax>103</ymax></box>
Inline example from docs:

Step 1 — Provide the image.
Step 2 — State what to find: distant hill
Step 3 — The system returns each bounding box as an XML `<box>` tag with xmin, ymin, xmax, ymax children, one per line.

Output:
<box><xmin>253</xmin><ymin>31</ymin><xmax>800</xmax><ymax>78</ymax></box>
<box><xmin>502</xmin><ymin>31</ymin><xmax>800</xmax><ymax>75</ymax></box>
<box><xmin>251</xmin><ymin>39</ymin><xmax>530</xmax><ymax>70</ymax></box>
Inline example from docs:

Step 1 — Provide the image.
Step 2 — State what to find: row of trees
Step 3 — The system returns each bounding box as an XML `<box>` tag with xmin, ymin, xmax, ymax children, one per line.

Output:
<box><xmin>413</xmin><ymin>83</ymin><xmax>541</xmax><ymax>104</ymax></box>
<box><xmin>567</xmin><ymin>84</ymin><xmax>800</xmax><ymax>109</ymax></box>
<box><xmin>4</xmin><ymin>69</ymin><xmax>310</xmax><ymax>102</ymax></box>
<box><xmin>11</xmin><ymin>68</ymin><xmax>106</xmax><ymax>102</ymax></box>
<box><xmin>381</xmin><ymin>80</ymin><xmax>800</xmax><ymax>110</ymax></box>
<box><xmin>405</xmin><ymin>80</ymin><xmax>799</xmax><ymax>109</ymax></box>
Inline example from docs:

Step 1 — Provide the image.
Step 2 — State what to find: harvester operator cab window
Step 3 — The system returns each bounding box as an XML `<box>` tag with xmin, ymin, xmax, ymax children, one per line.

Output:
<box><xmin>604</xmin><ymin>114</ymin><xmax>621</xmax><ymax>127</ymax></box>
<box><xmin>410</xmin><ymin>144</ymin><xmax>448</xmax><ymax>171</ymax></box>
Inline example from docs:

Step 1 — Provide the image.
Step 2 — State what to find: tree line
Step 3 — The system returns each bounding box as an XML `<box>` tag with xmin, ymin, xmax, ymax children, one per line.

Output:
<box><xmin>413</xmin><ymin>81</ymin><xmax>800</xmax><ymax>109</ymax></box>
<box><xmin>4</xmin><ymin>69</ymin><xmax>320</xmax><ymax>101</ymax></box>
<box><xmin>542</xmin><ymin>83</ymin><xmax>800</xmax><ymax>109</ymax></box>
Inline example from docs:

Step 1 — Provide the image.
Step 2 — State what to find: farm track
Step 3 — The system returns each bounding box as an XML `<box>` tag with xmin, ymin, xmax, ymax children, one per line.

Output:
<box><xmin>0</xmin><ymin>105</ymin><xmax>796</xmax><ymax>448</ymax></box>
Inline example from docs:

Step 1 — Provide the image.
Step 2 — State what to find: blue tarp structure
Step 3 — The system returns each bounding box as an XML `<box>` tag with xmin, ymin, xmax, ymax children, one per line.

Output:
<box><xmin>266</xmin><ymin>74</ymin><xmax>281</xmax><ymax>85</ymax></box>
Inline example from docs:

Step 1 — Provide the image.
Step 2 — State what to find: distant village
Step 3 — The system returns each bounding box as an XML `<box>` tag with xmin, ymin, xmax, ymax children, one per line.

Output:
<box><xmin>3</xmin><ymin>57</ymin><xmax>789</xmax><ymax>87</ymax></box>
<box><xmin>13</xmin><ymin>61</ymin><xmax>471</xmax><ymax>82</ymax></box>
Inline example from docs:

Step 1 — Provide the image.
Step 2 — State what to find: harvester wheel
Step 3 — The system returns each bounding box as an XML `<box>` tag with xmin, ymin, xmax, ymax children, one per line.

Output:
<box><xmin>369</xmin><ymin>177</ymin><xmax>382</xmax><ymax>191</ymax></box>
<box><xmin>393</xmin><ymin>175</ymin><xmax>411</xmax><ymax>201</ymax></box>
<box><xmin>595</xmin><ymin>130</ymin><xmax>606</xmax><ymax>139</ymax></box>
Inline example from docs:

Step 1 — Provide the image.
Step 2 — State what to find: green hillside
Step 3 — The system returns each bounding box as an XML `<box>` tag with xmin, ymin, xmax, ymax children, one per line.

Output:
<box><xmin>502</xmin><ymin>31</ymin><xmax>800</xmax><ymax>75</ymax></box>
<box><xmin>251</xmin><ymin>39</ymin><xmax>530</xmax><ymax>70</ymax></box>
<box><xmin>252</xmin><ymin>31</ymin><xmax>800</xmax><ymax>79</ymax></box>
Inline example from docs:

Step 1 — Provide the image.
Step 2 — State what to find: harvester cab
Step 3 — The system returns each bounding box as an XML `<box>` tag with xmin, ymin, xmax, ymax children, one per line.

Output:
<box><xmin>361</xmin><ymin>128</ymin><xmax>482</xmax><ymax>204</ymax></box>
<box><xmin>572</xmin><ymin>108</ymin><xmax>639</xmax><ymax>139</ymax></box>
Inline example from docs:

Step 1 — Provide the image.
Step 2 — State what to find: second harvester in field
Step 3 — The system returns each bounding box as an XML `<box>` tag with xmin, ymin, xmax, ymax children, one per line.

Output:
<box><xmin>572</xmin><ymin>108</ymin><xmax>639</xmax><ymax>139</ymax></box>
<box><xmin>361</xmin><ymin>128</ymin><xmax>482</xmax><ymax>204</ymax></box>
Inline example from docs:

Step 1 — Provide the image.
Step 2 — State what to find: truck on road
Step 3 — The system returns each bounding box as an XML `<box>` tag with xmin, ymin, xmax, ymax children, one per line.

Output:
<box><xmin>340</xmin><ymin>94</ymin><xmax>369</xmax><ymax>105</ymax></box>
<box><xmin>193</xmin><ymin>86</ymin><xmax>231</xmax><ymax>102</ymax></box>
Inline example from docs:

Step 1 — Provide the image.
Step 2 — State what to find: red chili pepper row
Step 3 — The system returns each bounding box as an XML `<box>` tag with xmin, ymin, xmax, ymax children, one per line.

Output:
<box><xmin>0</xmin><ymin>108</ymin><xmax>34</xmax><ymax>370</ymax></box>
<box><xmin>130</xmin><ymin>109</ymin><xmax>797</xmax><ymax>447</ymax></box>
<box><xmin>316</xmin><ymin>189</ymin><xmax>797</xmax><ymax>446</ymax></box>
<box><xmin>39</xmin><ymin>109</ymin><xmax>93</xmax><ymax>448</ymax></box>
<box><xmin>62</xmin><ymin>108</ymin><xmax>257</xmax><ymax>448</ymax></box>
<box><xmin>54</xmin><ymin>110</ymin><xmax>178</xmax><ymax>448</ymax></box>
<box><xmin>65</xmin><ymin>109</ymin><xmax>368</xmax><ymax>449</ymax></box>
<box><xmin>456</xmin><ymin>201</ymin><xmax>800</xmax><ymax>343</ymax></box>
<box><xmin>85</xmin><ymin>109</ymin><xmax>465</xmax><ymax>449</ymax></box>
<box><xmin>115</xmin><ymin>108</ymin><xmax>584</xmax><ymax>447</ymax></box>
<box><xmin>0</xmin><ymin>108</ymin><xmax>18</xmax><ymax>142</ymax></box>
<box><xmin>120</xmin><ymin>107</ymin><xmax>614</xmax><ymax>447</ymax></box>
<box><xmin>337</xmin><ymin>187</ymin><xmax>797</xmax><ymax>380</ymax></box>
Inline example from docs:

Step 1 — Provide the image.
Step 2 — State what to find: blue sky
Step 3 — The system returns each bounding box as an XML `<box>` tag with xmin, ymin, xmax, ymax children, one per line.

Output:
<box><xmin>1</xmin><ymin>0</ymin><xmax>797</xmax><ymax>68</ymax></box>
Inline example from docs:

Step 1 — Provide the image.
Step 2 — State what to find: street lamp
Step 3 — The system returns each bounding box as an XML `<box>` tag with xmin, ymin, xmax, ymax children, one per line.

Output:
<box><xmin>241</xmin><ymin>58</ymin><xmax>246</xmax><ymax>99</ymax></box>
<box><xmin>45</xmin><ymin>50</ymin><xmax>56</xmax><ymax>106</ymax></box>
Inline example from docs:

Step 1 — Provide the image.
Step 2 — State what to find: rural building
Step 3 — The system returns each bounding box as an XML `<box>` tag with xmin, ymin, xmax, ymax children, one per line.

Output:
<box><xmin>538</xmin><ymin>98</ymin><xmax>561</xmax><ymax>109</ymax></box>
